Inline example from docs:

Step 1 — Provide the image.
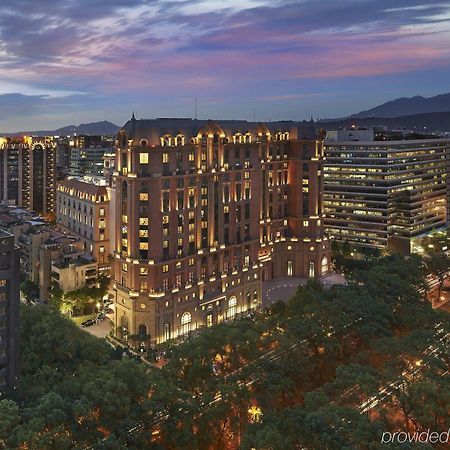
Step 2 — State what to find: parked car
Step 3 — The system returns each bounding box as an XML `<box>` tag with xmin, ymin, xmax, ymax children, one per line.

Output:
<box><xmin>97</xmin><ymin>313</ymin><xmax>106</xmax><ymax>322</ymax></box>
<box><xmin>81</xmin><ymin>319</ymin><xmax>96</xmax><ymax>327</ymax></box>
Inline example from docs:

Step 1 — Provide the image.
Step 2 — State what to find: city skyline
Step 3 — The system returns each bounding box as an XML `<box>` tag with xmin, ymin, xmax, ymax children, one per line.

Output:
<box><xmin>1</xmin><ymin>0</ymin><xmax>450</xmax><ymax>132</ymax></box>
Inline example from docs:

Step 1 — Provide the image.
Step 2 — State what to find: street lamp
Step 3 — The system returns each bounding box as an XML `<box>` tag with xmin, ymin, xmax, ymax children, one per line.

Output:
<box><xmin>248</xmin><ymin>405</ymin><xmax>263</xmax><ymax>423</ymax></box>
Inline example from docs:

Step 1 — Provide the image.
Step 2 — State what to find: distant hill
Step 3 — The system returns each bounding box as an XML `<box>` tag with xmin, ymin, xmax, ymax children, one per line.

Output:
<box><xmin>351</xmin><ymin>93</ymin><xmax>450</xmax><ymax>118</ymax></box>
<box><xmin>318</xmin><ymin>111</ymin><xmax>450</xmax><ymax>132</ymax></box>
<box><xmin>3</xmin><ymin>121</ymin><xmax>120</xmax><ymax>137</ymax></box>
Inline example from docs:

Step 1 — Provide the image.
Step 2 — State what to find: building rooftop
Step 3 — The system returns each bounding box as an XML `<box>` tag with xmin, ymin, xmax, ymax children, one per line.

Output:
<box><xmin>57</xmin><ymin>177</ymin><xmax>108</xmax><ymax>198</ymax></box>
<box><xmin>52</xmin><ymin>253</ymin><xmax>96</xmax><ymax>269</ymax></box>
<box><xmin>120</xmin><ymin>118</ymin><xmax>318</xmax><ymax>146</ymax></box>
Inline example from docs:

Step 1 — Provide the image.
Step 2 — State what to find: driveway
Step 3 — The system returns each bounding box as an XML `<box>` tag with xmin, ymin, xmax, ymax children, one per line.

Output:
<box><xmin>81</xmin><ymin>317</ymin><xmax>113</xmax><ymax>338</ymax></box>
<box><xmin>262</xmin><ymin>273</ymin><xmax>346</xmax><ymax>308</ymax></box>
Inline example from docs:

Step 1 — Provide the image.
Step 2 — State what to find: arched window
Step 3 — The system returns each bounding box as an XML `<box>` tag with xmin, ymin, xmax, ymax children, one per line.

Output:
<box><xmin>175</xmin><ymin>134</ymin><xmax>185</xmax><ymax>146</ymax></box>
<box><xmin>201</xmin><ymin>133</ymin><xmax>208</xmax><ymax>146</ymax></box>
<box><xmin>309</xmin><ymin>261</ymin><xmax>315</xmax><ymax>278</ymax></box>
<box><xmin>190</xmin><ymin>137</ymin><xmax>197</xmax><ymax>145</ymax></box>
<box><xmin>119</xmin><ymin>132</ymin><xmax>128</xmax><ymax>148</ymax></box>
<box><xmin>180</xmin><ymin>312</ymin><xmax>192</xmax><ymax>335</ymax></box>
<box><xmin>213</xmin><ymin>133</ymin><xmax>220</xmax><ymax>145</ymax></box>
<box><xmin>275</xmin><ymin>132</ymin><xmax>283</xmax><ymax>141</ymax></box>
<box><xmin>228</xmin><ymin>296</ymin><xmax>237</xmax><ymax>319</ymax></box>
<box><xmin>138</xmin><ymin>324</ymin><xmax>147</xmax><ymax>336</ymax></box>
<box><xmin>283</xmin><ymin>132</ymin><xmax>289</xmax><ymax>141</ymax></box>
<box><xmin>140</xmin><ymin>139</ymin><xmax>148</xmax><ymax>146</ymax></box>
<box><xmin>120</xmin><ymin>315</ymin><xmax>129</xmax><ymax>339</ymax></box>
<box><xmin>321</xmin><ymin>256</ymin><xmax>328</xmax><ymax>276</ymax></box>
<box><xmin>163</xmin><ymin>322</ymin><xmax>171</xmax><ymax>341</ymax></box>
<box><xmin>233</xmin><ymin>133</ymin><xmax>242</xmax><ymax>144</ymax></box>
<box><xmin>161</xmin><ymin>135</ymin><xmax>171</xmax><ymax>147</ymax></box>
<box><xmin>244</xmin><ymin>133</ymin><xmax>252</xmax><ymax>143</ymax></box>
<box><xmin>287</xmin><ymin>260</ymin><xmax>293</xmax><ymax>276</ymax></box>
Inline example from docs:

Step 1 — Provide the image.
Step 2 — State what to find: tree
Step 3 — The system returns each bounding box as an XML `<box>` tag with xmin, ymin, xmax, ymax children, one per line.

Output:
<box><xmin>19</xmin><ymin>279</ymin><xmax>39</xmax><ymax>301</ymax></box>
<box><xmin>426</xmin><ymin>253</ymin><xmax>450</xmax><ymax>300</ymax></box>
<box><xmin>0</xmin><ymin>399</ymin><xmax>20</xmax><ymax>448</ymax></box>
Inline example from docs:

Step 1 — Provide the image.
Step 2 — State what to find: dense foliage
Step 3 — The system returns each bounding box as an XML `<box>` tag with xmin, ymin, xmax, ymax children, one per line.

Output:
<box><xmin>1</xmin><ymin>254</ymin><xmax>449</xmax><ymax>449</ymax></box>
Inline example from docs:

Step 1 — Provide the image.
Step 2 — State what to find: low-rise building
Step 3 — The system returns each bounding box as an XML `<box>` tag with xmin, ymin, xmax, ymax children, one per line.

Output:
<box><xmin>18</xmin><ymin>226</ymin><xmax>87</xmax><ymax>300</ymax></box>
<box><xmin>51</xmin><ymin>252</ymin><xmax>97</xmax><ymax>293</ymax></box>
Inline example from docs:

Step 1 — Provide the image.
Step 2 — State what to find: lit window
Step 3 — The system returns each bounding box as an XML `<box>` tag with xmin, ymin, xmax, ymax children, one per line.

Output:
<box><xmin>140</xmin><ymin>153</ymin><xmax>149</xmax><ymax>164</ymax></box>
<box><xmin>180</xmin><ymin>312</ymin><xmax>192</xmax><ymax>335</ymax></box>
<box><xmin>227</xmin><ymin>297</ymin><xmax>237</xmax><ymax>319</ymax></box>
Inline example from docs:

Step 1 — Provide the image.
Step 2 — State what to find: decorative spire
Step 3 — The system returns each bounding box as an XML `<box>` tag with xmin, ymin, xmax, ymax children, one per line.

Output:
<box><xmin>131</xmin><ymin>112</ymin><xmax>136</xmax><ymax>121</ymax></box>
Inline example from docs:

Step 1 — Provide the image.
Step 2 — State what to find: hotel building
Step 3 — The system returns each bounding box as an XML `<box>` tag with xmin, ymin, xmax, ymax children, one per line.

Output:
<box><xmin>0</xmin><ymin>137</ymin><xmax>56</xmax><ymax>215</ymax></box>
<box><xmin>0</xmin><ymin>230</ymin><xmax>20</xmax><ymax>391</ymax></box>
<box><xmin>323</xmin><ymin>133</ymin><xmax>450</xmax><ymax>253</ymax></box>
<box><xmin>112</xmin><ymin>118</ymin><xmax>329</xmax><ymax>345</ymax></box>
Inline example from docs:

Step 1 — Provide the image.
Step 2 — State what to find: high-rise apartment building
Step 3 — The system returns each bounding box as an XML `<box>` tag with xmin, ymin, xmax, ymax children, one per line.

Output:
<box><xmin>0</xmin><ymin>137</ymin><xmax>56</xmax><ymax>215</ymax></box>
<box><xmin>323</xmin><ymin>133</ymin><xmax>450</xmax><ymax>253</ymax></box>
<box><xmin>0</xmin><ymin>230</ymin><xmax>20</xmax><ymax>391</ymax></box>
<box><xmin>111</xmin><ymin>118</ymin><xmax>329</xmax><ymax>345</ymax></box>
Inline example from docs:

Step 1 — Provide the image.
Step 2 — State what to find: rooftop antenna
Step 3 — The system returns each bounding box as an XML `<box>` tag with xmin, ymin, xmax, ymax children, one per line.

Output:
<box><xmin>195</xmin><ymin>98</ymin><xmax>198</xmax><ymax>120</ymax></box>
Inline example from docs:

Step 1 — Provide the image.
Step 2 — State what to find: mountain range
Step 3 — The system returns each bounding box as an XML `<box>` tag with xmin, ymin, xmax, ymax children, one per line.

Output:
<box><xmin>319</xmin><ymin>111</ymin><xmax>450</xmax><ymax>133</ymax></box>
<box><xmin>2</xmin><ymin>92</ymin><xmax>450</xmax><ymax>136</ymax></box>
<box><xmin>2</xmin><ymin>121</ymin><xmax>120</xmax><ymax>137</ymax></box>
<box><xmin>349</xmin><ymin>92</ymin><xmax>450</xmax><ymax>118</ymax></box>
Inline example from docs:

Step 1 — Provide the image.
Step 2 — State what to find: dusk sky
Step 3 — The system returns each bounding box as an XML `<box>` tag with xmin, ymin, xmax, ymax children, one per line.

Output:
<box><xmin>1</xmin><ymin>0</ymin><xmax>450</xmax><ymax>132</ymax></box>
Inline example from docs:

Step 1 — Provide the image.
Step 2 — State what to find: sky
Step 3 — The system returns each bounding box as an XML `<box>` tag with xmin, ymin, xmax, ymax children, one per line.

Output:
<box><xmin>0</xmin><ymin>0</ymin><xmax>450</xmax><ymax>132</ymax></box>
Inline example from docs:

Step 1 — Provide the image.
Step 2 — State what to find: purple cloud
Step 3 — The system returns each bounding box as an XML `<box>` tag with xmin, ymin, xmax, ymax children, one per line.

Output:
<box><xmin>0</xmin><ymin>0</ymin><xmax>449</xmax><ymax>131</ymax></box>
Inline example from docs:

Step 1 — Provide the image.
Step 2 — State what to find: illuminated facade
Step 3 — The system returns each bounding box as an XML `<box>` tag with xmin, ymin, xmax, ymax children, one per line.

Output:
<box><xmin>111</xmin><ymin>118</ymin><xmax>329</xmax><ymax>345</ymax></box>
<box><xmin>0</xmin><ymin>136</ymin><xmax>56</xmax><ymax>215</ymax></box>
<box><xmin>56</xmin><ymin>178</ymin><xmax>110</xmax><ymax>270</ymax></box>
<box><xmin>323</xmin><ymin>138</ymin><xmax>450</xmax><ymax>252</ymax></box>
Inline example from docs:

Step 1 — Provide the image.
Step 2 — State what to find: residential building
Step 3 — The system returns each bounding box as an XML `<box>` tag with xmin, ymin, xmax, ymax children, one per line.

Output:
<box><xmin>18</xmin><ymin>226</ymin><xmax>84</xmax><ymax>300</ymax></box>
<box><xmin>56</xmin><ymin>178</ymin><xmax>110</xmax><ymax>270</ymax></box>
<box><xmin>323</xmin><ymin>135</ymin><xmax>450</xmax><ymax>253</ymax></box>
<box><xmin>0</xmin><ymin>230</ymin><xmax>20</xmax><ymax>392</ymax></box>
<box><xmin>51</xmin><ymin>252</ymin><xmax>97</xmax><ymax>293</ymax></box>
<box><xmin>111</xmin><ymin>118</ymin><xmax>329</xmax><ymax>345</ymax></box>
<box><xmin>0</xmin><ymin>136</ymin><xmax>56</xmax><ymax>215</ymax></box>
